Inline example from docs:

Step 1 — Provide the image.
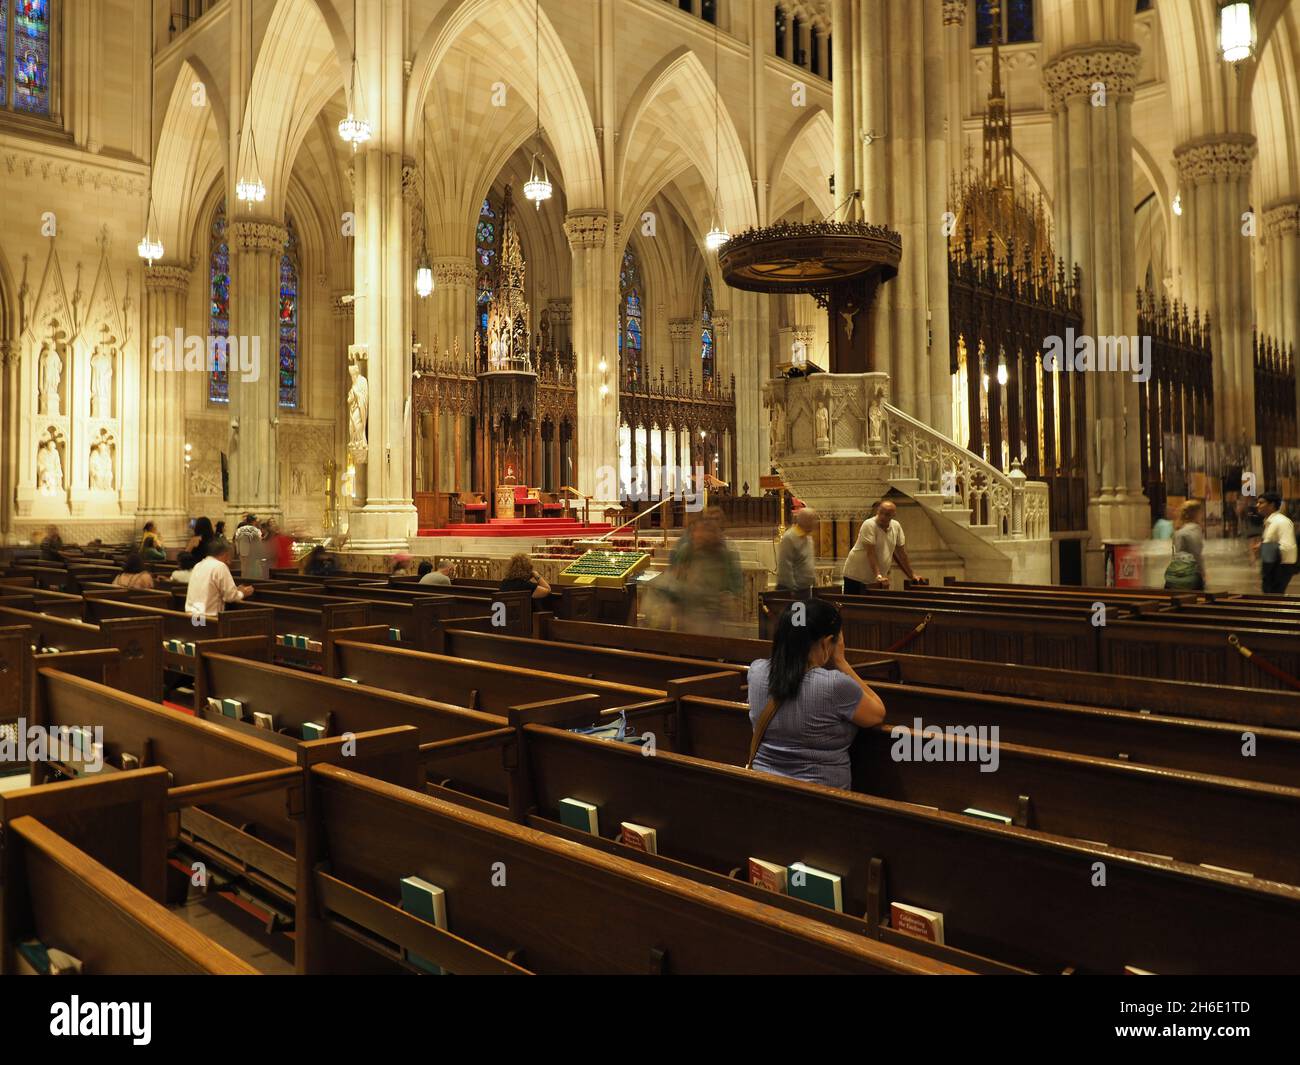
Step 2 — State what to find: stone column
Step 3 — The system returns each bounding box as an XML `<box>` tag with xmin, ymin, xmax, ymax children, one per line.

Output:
<box><xmin>347</xmin><ymin>0</ymin><xmax>417</xmax><ymax>550</ymax></box>
<box><xmin>1</xmin><ymin>341</ymin><xmax>19</xmax><ymax>539</ymax></box>
<box><xmin>942</xmin><ymin>1</ymin><xmax>968</xmax><ymax>172</ymax></box>
<box><xmin>728</xmin><ymin>290</ymin><xmax>769</xmax><ymax>485</ymax></box>
<box><xmin>432</xmin><ymin>255</ymin><xmax>476</xmax><ymax>358</ymax></box>
<box><xmin>669</xmin><ymin>317</ymin><xmax>694</xmax><ymax>379</ymax></box>
<box><xmin>712</xmin><ymin>312</ymin><xmax>732</xmax><ymax>381</ymax></box>
<box><xmin>1263</xmin><ymin>201</ymin><xmax>1300</xmax><ymax>351</ymax></box>
<box><xmin>564</xmin><ymin>210</ymin><xmax>619</xmax><ymax>507</ymax></box>
<box><xmin>138</xmin><ymin>262</ymin><xmax>192</xmax><ymax>540</ymax></box>
<box><xmin>227</xmin><ymin>219</ymin><xmax>287</xmax><ymax>530</ymax></box>
<box><xmin>1043</xmin><ymin>42</ymin><xmax>1148</xmax><ymax>547</ymax></box>
<box><xmin>1174</xmin><ymin>135</ymin><xmax>1258</xmax><ymax>446</ymax></box>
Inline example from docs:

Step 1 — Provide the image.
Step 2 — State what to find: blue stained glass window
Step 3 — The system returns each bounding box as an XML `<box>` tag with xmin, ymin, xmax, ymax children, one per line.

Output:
<box><xmin>11</xmin><ymin>0</ymin><xmax>51</xmax><ymax>115</ymax></box>
<box><xmin>619</xmin><ymin>247</ymin><xmax>643</xmax><ymax>386</ymax></box>
<box><xmin>208</xmin><ymin>199</ymin><xmax>230</xmax><ymax>404</ymax></box>
<box><xmin>976</xmin><ymin>0</ymin><xmax>1035</xmax><ymax>45</ymax></box>
<box><xmin>701</xmin><ymin>275</ymin><xmax>714</xmax><ymax>382</ymax></box>
<box><xmin>476</xmin><ymin>196</ymin><xmax>497</xmax><ymax>348</ymax></box>
<box><xmin>278</xmin><ymin>221</ymin><xmax>300</xmax><ymax>409</ymax></box>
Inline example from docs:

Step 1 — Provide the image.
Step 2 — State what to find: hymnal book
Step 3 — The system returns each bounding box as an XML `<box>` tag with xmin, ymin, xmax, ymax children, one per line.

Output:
<box><xmin>307</xmin><ymin>639</ymin><xmax>323</xmax><ymax>652</ymax></box>
<box><xmin>302</xmin><ymin>721</ymin><xmax>327</xmax><ymax>740</ymax></box>
<box><xmin>183</xmin><ymin>641</ymin><xmax>196</xmax><ymax>656</ymax></box>
<box><xmin>1199</xmin><ymin>863</ymin><xmax>1254</xmax><ymax>878</ymax></box>
<box><xmin>962</xmin><ymin>807</ymin><xmax>1012</xmax><ymax>825</ymax></box>
<box><xmin>748</xmin><ymin>858</ymin><xmax>788</xmax><ymax>894</ymax></box>
<box><xmin>221</xmin><ymin>698</ymin><xmax>244</xmax><ymax>720</ymax></box>
<box><xmin>341</xmin><ymin>676</ymin><xmax>359</xmax><ymax>684</ymax></box>
<box><xmin>389</xmin><ymin>627</ymin><xmax>402</xmax><ymax>641</ymax></box>
<box><xmin>1124</xmin><ymin>965</ymin><xmax>1157</xmax><ymax>975</ymax></box>
<box><xmin>619</xmin><ymin>822</ymin><xmax>657</xmax><ymax>853</ymax></box>
<box><xmin>788</xmin><ymin>862</ymin><xmax>843</xmax><ymax>911</ymax></box>
<box><xmin>558</xmin><ymin>797</ymin><xmax>599</xmax><ymax>834</ymax></box>
<box><xmin>120</xmin><ymin>752</ymin><xmax>140</xmax><ymax>771</ymax></box>
<box><xmin>15</xmin><ymin>940</ymin><xmax>82</xmax><ymax>975</ymax></box>
<box><xmin>890</xmin><ymin>901</ymin><xmax>945</xmax><ymax>944</ymax></box>
<box><xmin>252</xmin><ymin>712</ymin><xmax>276</xmax><ymax>731</ymax></box>
<box><xmin>399</xmin><ymin>876</ymin><xmax>448</xmax><ymax>975</ymax></box>
<box><xmin>206</xmin><ymin>697</ymin><xmax>223</xmax><ymax>715</ymax></box>
<box><xmin>295</xmin><ymin>635</ymin><xmax>310</xmax><ymax>650</ymax></box>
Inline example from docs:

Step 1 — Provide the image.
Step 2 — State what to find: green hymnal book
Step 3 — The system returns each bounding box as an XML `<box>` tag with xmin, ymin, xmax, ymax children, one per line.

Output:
<box><xmin>302</xmin><ymin>721</ymin><xmax>327</xmax><ymax>740</ymax></box>
<box><xmin>389</xmin><ymin>627</ymin><xmax>402</xmax><ymax>641</ymax></box>
<box><xmin>962</xmin><ymin>807</ymin><xmax>1012</xmax><ymax>825</ymax></box>
<box><xmin>221</xmin><ymin>698</ymin><xmax>244</xmax><ymax>720</ymax></box>
<box><xmin>399</xmin><ymin>876</ymin><xmax>448</xmax><ymax>975</ymax></box>
<box><xmin>252</xmin><ymin>712</ymin><xmax>276</xmax><ymax>731</ymax></box>
<box><xmin>183</xmin><ymin>641</ymin><xmax>196</xmax><ymax>656</ymax></box>
<box><xmin>15</xmin><ymin>940</ymin><xmax>82</xmax><ymax>975</ymax></box>
<box><xmin>294</xmin><ymin>635</ymin><xmax>310</xmax><ymax>650</ymax></box>
<box><xmin>788</xmin><ymin>862</ymin><xmax>843</xmax><ymax>911</ymax></box>
<box><xmin>558</xmin><ymin>797</ymin><xmax>600</xmax><ymax>834</ymax></box>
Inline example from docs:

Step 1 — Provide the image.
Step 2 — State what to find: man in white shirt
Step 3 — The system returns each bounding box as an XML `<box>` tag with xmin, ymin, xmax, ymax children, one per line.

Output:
<box><xmin>841</xmin><ymin>500</ymin><xmax>925</xmax><ymax>593</ymax></box>
<box><xmin>1256</xmin><ymin>492</ymin><xmax>1297</xmax><ymax>594</ymax></box>
<box><xmin>185</xmin><ymin>539</ymin><xmax>254</xmax><ymax>617</ymax></box>
<box><xmin>418</xmin><ymin>561</ymin><xmax>455</xmax><ymax>586</ymax></box>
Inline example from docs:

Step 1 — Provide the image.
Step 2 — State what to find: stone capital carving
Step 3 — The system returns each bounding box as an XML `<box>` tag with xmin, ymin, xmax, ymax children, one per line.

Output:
<box><xmin>230</xmin><ymin>219</ymin><xmax>289</xmax><ymax>253</ymax></box>
<box><xmin>1173</xmin><ymin>134</ymin><xmax>1257</xmax><ymax>183</ymax></box>
<box><xmin>1</xmin><ymin>338</ymin><xmax>19</xmax><ymax>368</ymax></box>
<box><xmin>1042</xmin><ymin>42</ymin><xmax>1141</xmax><ymax>108</ymax></box>
<box><xmin>1263</xmin><ymin>200</ymin><xmax>1300</xmax><ymax>238</ymax></box>
<box><xmin>143</xmin><ymin>261</ymin><xmax>192</xmax><ymax>295</ymax></box>
<box><xmin>669</xmin><ymin>317</ymin><xmax>695</xmax><ymax>342</ymax></box>
<box><xmin>942</xmin><ymin>0</ymin><xmax>966</xmax><ymax>26</ymax></box>
<box><xmin>563</xmin><ymin>211</ymin><xmax>609</xmax><ymax>249</ymax></box>
<box><xmin>432</xmin><ymin>255</ymin><xmax>475</xmax><ymax>287</ymax></box>
<box><xmin>332</xmin><ymin>294</ymin><xmax>355</xmax><ymax>318</ymax></box>
<box><xmin>545</xmin><ymin>298</ymin><xmax>572</xmax><ymax>323</ymax></box>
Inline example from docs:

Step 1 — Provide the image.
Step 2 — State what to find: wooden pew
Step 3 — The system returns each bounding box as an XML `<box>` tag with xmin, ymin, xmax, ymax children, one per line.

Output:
<box><xmin>297</xmin><ymin>763</ymin><xmax>968</xmax><ymax>975</ymax></box>
<box><xmin>0</xmin><ymin>771</ymin><xmax>258</xmax><ymax>975</ymax></box>
<box><xmin>330</xmin><ymin>639</ymin><xmax>662</xmax><ymax>717</ymax></box>
<box><xmin>312</xmin><ymin>581</ymin><xmax>535</xmax><ymax>637</ymax></box>
<box><xmin>0</xmin><ymin>605</ymin><xmax>162</xmax><ymax>701</ymax></box>
<box><xmin>193</xmin><ymin>652</ymin><xmax>514</xmax><ymax>806</ymax></box>
<box><xmin>508</xmin><ymin>722</ymin><xmax>1300</xmax><ymax>973</ymax></box>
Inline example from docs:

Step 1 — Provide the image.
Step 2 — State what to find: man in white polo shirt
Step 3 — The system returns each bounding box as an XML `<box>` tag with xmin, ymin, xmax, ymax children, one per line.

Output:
<box><xmin>842</xmin><ymin>499</ymin><xmax>924</xmax><ymax>593</ymax></box>
<box><xmin>1256</xmin><ymin>492</ymin><xmax>1297</xmax><ymax>594</ymax></box>
<box><xmin>185</xmin><ymin>539</ymin><xmax>255</xmax><ymax>617</ymax></box>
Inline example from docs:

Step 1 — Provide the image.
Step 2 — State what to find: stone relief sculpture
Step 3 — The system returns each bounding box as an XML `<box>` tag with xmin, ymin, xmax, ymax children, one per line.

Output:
<box><xmin>37</xmin><ymin>436</ymin><xmax>64</xmax><ymax>494</ymax></box>
<box><xmin>90</xmin><ymin>345</ymin><xmax>114</xmax><ymax>418</ymax></box>
<box><xmin>39</xmin><ymin>342</ymin><xmax>62</xmax><ymax>416</ymax></box>
<box><xmin>814</xmin><ymin>395</ymin><xmax>831</xmax><ymax>454</ymax></box>
<box><xmin>868</xmin><ymin>387</ymin><xmax>886</xmax><ymax>454</ymax></box>
<box><xmin>89</xmin><ymin>440</ymin><xmax>114</xmax><ymax>491</ymax></box>
<box><xmin>347</xmin><ymin>360</ymin><xmax>369</xmax><ymax>462</ymax></box>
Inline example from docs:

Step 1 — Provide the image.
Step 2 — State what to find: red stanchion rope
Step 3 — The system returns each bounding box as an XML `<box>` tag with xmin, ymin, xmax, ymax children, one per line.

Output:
<box><xmin>1228</xmin><ymin>633</ymin><xmax>1300</xmax><ymax>693</ymax></box>
<box><xmin>885</xmin><ymin>613</ymin><xmax>932</xmax><ymax>654</ymax></box>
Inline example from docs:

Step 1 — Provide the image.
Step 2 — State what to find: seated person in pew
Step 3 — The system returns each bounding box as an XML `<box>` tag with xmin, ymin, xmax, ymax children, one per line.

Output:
<box><xmin>112</xmin><ymin>552</ymin><xmax>155</xmax><ymax>590</ymax></box>
<box><xmin>300</xmin><ymin>544</ymin><xmax>337</xmax><ymax>576</ymax></box>
<box><xmin>419</xmin><ymin>559</ymin><xmax>455</xmax><ymax>586</ymax></box>
<box><xmin>185</xmin><ymin>539</ymin><xmax>255</xmax><ymax>616</ymax></box>
<box><xmin>139</xmin><ymin>521</ymin><xmax>166</xmax><ymax>560</ymax></box>
<box><xmin>391</xmin><ymin>553</ymin><xmax>415</xmax><ymax>577</ymax></box>
<box><xmin>41</xmin><ymin>524</ymin><xmax>64</xmax><ymax>561</ymax></box>
<box><xmin>170</xmin><ymin>551</ymin><xmax>195</xmax><ymax>585</ymax></box>
<box><xmin>500</xmin><ymin>552</ymin><xmax>551</xmax><ymax>599</ymax></box>
<box><xmin>747</xmin><ymin>599</ymin><xmax>886</xmax><ymax>789</ymax></box>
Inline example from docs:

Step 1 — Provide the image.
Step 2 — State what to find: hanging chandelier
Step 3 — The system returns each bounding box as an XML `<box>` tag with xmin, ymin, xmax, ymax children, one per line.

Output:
<box><xmin>235</xmin><ymin>131</ymin><xmax>266</xmax><ymax>204</ymax></box>
<box><xmin>1218</xmin><ymin>1</ymin><xmax>1255</xmax><ymax>64</ymax></box>
<box><xmin>415</xmin><ymin>116</ymin><xmax>435</xmax><ymax>298</ymax></box>
<box><xmin>138</xmin><ymin>16</ymin><xmax>163</xmax><ymax>264</ymax></box>
<box><xmin>338</xmin><ymin>0</ymin><xmax>372</xmax><ymax>149</ymax></box>
<box><xmin>704</xmin><ymin>17</ymin><xmax>728</xmax><ymax>252</ymax></box>
<box><xmin>523</xmin><ymin>0</ymin><xmax>552</xmax><ymax>208</ymax></box>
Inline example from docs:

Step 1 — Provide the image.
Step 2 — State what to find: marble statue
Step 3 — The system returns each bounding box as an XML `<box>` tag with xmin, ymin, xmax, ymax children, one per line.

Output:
<box><xmin>347</xmin><ymin>361</ymin><xmax>369</xmax><ymax>460</ymax></box>
<box><xmin>89</xmin><ymin>441</ymin><xmax>114</xmax><ymax>491</ymax></box>
<box><xmin>868</xmin><ymin>388</ymin><xmax>885</xmax><ymax>451</ymax></box>
<box><xmin>37</xmin><ymin>439</ymin><xmax>64</xmax><ymax>494</ymax></box>
<box><xmin>39</xmin><ymin>343</ymin><xmax>62</xmax><ymax>416</ymax></box>
<box><xmin>90</xmin><ymin>346</ymin><xmax>114</xmax><ymax>418</ymax></box>
<box><xmin>815</xmin><ymin>399</ymin><xmax>830</xmax><ymax>453</ymax></box>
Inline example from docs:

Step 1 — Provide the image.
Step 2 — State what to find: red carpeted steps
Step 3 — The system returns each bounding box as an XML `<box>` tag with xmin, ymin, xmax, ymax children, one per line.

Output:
<box><xmin>417</xmin><ymin>517</ymin><xmax>615</xmax><ymax>538</ymax></box>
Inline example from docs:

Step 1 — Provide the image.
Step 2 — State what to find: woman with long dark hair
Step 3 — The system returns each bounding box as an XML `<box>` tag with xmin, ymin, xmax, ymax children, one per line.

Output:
<box><xmin>112</xmin><ymin>552</ymin><xmax>155</xmax><ymax>591</ymax></box>
<box><xmin>746</xmin><ymin>599</ymin><xmax>885</xmax><ymax>788</ymax></box>
<box><xmin>187</xmin><ymin>516</ymin><xmax>215</xmax><ymax>564</ymax></box>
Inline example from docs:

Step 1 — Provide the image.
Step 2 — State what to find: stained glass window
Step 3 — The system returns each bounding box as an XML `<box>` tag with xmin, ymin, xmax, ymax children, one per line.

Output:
<box><xmin>208</xmin><ymin>199</ymin><xmax>230</xmax><ymax>404</ymax></box>
<box><xmin>701</xmin><ymin>276</ymin><xmax>715</xmax><ymax>383</ymax></box>
<box><xmin>278</xmin><ymin>220</ymin><xmax>300</xmax><ymax>409</ymax></box>
<box><xmin>619</xmin><ymin>247</ymin><xmax>643</xmax><ymax>387</ymax></box>
<box><xmin>774</xmin><ymin>6</ymin><xmax>786</xmax><ymax>57</ymax></box>
<box><xmin>476</xmin><ymin>196</ymin><xmax>497</xmax><ymax>342</ymax></box>
<box><xmin>4</xmin><ymin>0</ymin><xmax>52</xmax><ymax>115</ymax></box>
<box><xmin>976</xmin><ymin>0</ymin><xmax>1034</xmax><ymax>45</ymax></box>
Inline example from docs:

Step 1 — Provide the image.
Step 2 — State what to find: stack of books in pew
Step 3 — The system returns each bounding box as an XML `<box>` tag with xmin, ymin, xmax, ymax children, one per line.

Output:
<box><xmin>164</xmin><ymin>638</ymin><xmax>197</xmax><ymax>655</ymax></box>
<box><xmin>276</xmin><ymin>634</ymin><xmax>323</xmax><ymax>652</ymax></box>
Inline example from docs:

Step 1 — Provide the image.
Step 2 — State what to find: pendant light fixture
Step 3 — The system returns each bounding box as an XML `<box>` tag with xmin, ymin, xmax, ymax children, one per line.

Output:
<box><xmin>704</xmin><ymin>17</ymin><xmax>729</xmax><ymax>251</ymax></box>
<box><xmin>138</xmin><ymin>13</ymin><xmax>164</xmax><ymax>264</ymax></box>
<box><xmin>235</xmin><ymin>2</ymin><xmax>266</xmax><ymax>205</ymax></box>
<box><xmin>522</xmin><ymin>0</ymin><xmax>552</xmax><ymax>208</ymax></box>
<box><xmin>338</xmin><ymin>0</ymin><xmax>372</xmax><ymax>149</ymax></box>
<box><xmin>1218</xmin><ymin>1</ymin><xmax>1255</xmax><ymax>64</ymax></box>
<box><xmin>415</xmin><ymin>114</ymin><xmax>434</xmax><ymax>298</ymax></box>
